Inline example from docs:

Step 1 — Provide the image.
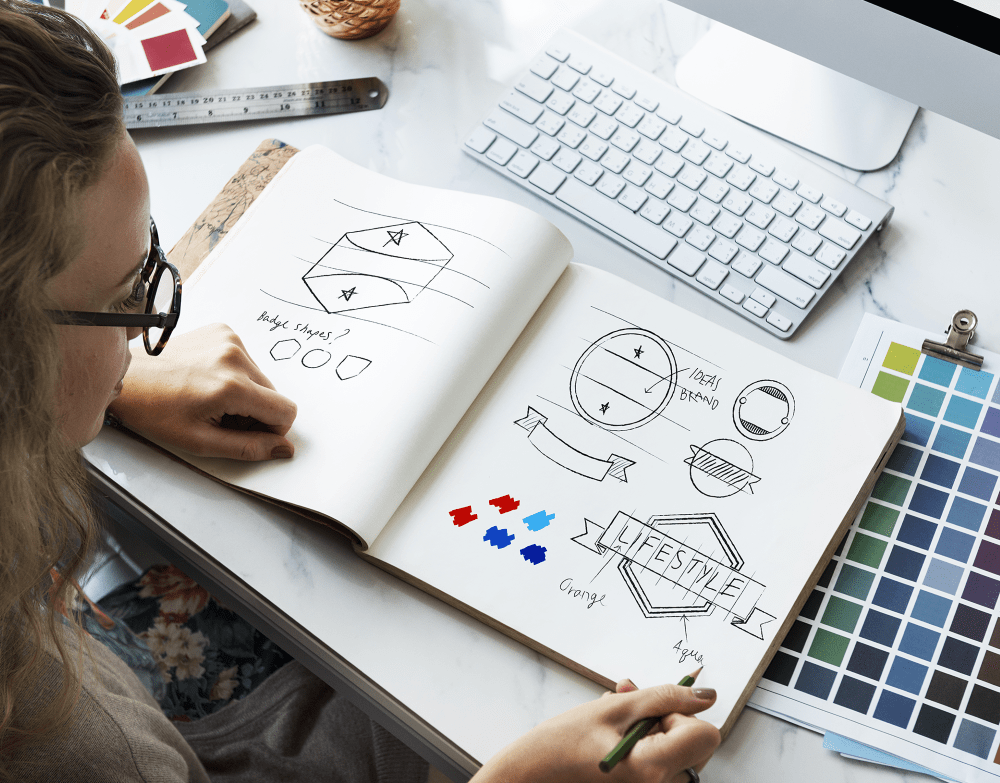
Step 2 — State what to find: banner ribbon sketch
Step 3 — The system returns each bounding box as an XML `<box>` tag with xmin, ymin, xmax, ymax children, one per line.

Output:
<box><xmin>514</xmin><ymin>407</ymin><xmax>635</xmax><ymax>482</ymax></box>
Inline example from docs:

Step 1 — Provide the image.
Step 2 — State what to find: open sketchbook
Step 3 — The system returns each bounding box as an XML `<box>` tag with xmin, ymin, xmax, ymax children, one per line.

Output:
<box><xmin>171</xmin><ymin>145</ymin><xmax>904</xmax><ymax>735</ymax></box>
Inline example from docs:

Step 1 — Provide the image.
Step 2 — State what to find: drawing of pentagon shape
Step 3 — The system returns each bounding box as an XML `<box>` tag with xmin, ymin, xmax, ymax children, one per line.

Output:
<box><xmin>303</xmin><ymin>221</ymin><xmax>453</xmax><ymax>314</ymax></box>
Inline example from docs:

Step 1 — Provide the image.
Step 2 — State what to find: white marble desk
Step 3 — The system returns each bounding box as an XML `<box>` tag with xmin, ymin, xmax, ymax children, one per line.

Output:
<box><xmin>86</xmin><ymin>0</ymin><xmax>1000</xmax><ymax>780</ymax></box>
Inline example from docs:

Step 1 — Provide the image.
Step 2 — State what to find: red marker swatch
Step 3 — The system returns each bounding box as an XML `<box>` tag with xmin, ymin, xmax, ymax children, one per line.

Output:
<box><xmin>141</xmin><ymin>29</ymin><xmax>197</xmax><ymax>71</ymax></box>
<box><xmin>449</xmin><ymin>506</ymin><xmax>477</xmax><ymax>527</ymax></box>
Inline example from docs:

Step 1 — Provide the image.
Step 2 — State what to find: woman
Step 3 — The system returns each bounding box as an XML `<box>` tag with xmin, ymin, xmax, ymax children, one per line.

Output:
<box><xmin>0</xmin><ymin>1</ymin><xmax>721</xmax><ymax>780</ymax></box>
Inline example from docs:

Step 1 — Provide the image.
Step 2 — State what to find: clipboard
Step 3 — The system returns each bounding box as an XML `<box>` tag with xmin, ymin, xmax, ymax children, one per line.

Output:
<box><xmin>921</xmin><ymin>309</ymin><xmax>984</xmax><ymax>371</ymax></box>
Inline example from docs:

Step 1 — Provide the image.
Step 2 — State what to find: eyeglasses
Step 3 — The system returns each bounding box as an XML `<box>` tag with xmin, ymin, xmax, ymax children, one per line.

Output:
<box><xmin>46</xmin><ymin>217</ymin><xmax>182</xmax><ymax>356</ymax></box>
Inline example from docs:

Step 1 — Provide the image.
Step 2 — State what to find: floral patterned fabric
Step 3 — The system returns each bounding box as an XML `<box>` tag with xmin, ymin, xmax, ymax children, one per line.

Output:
<box><xmin>95</xmin><ymin>565</ymin><xmax>294</xmax><ymax>722</ymax></box>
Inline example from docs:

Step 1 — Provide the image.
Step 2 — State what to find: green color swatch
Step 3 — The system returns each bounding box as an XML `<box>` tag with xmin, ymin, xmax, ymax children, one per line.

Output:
<box><xmin>809</xmin><ymin>628</ymin><xmax>851</xmax><ymax>667</ymax></box>
<box><xmin>872</xmin><ymin>371</ymin><xmax>910</xmax><ymax>403</ymax></box>
<box><xmin>834</xmin><ymin>564</ymin><xmax>875</xmax><ymax>601</ymax></box>
<box><xmin>821</xmin><ymin>595</ymin><xmax>864</xmax><ymax>633</ymax></box>
<box><xmin>883</xmin><ymin>342</ymin><xmax>921</xmax><ymax>375</ymax></box>
<box><xmin>859</xmin><ymin>502</ymin><xmax>900</xmax><ymax>537</ymax></box>
<box><xmin>871</xmin><ymin>473</ymin><xmax>912</xmax><ymax>507</ymax></box>
<box><xmin>846</xmin><ymin>533</ymin><xmax>888</xmax><ymax>569</ymax></box>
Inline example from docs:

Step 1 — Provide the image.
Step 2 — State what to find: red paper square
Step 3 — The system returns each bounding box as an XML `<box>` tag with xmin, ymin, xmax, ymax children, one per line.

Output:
<box><xmin>140</xmin><ymin>29</ymin><xmax>197</xmax><ymax>72</ymax></box>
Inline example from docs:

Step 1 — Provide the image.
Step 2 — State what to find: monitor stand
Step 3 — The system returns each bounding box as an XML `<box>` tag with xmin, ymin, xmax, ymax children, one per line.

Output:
<box><xmin>675</xmin><ymin>25</ymin><xmax>918</xmax><ymax>172</ymax></box>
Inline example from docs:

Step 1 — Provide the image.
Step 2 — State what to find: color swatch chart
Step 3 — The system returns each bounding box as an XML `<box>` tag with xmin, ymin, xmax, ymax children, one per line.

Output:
<box><xmin>750</xmin><ymin>314</ymin><xmax>1000</xmax><ymax>782</ymax></box>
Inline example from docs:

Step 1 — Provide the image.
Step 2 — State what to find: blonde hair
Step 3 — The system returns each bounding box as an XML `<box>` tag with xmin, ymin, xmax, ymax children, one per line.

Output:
<box><xmin>0</xmin><ymin>0</ymin><xmax>123</xmax><ymax>766</ymax></box>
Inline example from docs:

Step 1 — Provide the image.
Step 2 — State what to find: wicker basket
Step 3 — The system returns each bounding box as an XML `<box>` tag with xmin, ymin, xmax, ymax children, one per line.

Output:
<box><xmin>298</xmin><ymin>0</ymin><xmax>400</xmax><ymax>39</ymax></box>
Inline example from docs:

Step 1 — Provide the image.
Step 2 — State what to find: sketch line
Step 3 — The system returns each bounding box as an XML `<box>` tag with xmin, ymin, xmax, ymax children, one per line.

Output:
<box><xmin>588</xmin><ymin>306</ymin><xmax>725</xmax><ymax>371</ymax></box>
<box><xmin>514</xmin><ymin>407</ymin><xmax>636</xmax><ymax>482</ymax></box>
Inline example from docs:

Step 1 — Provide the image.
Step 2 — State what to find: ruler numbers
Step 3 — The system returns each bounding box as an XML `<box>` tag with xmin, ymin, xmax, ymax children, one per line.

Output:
<box><xmin>124</xmin><ymin>78</ymin><xmax>387</xmax><ymax>129</ymax></box>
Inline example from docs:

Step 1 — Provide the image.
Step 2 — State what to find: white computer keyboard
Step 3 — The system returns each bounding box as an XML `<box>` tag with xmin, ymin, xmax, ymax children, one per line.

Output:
<box><xmin>463</xmin><ymin>30</ymin><xmax>894</xmax><ymax>339</ymax></box>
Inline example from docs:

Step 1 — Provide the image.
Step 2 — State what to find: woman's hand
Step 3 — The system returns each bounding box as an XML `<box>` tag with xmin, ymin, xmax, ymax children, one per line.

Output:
<box><xmin>108</xmin><ymin>323</ymin><xmax>297</xmax><ymax>461</ymax></box>
<box><xmin>472</xmin><ymin>678</ymin><xmax>721</xmax><ymax>783</ymax></box>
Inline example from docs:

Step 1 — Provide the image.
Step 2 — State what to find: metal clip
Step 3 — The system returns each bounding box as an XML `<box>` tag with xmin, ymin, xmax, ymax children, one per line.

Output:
<box><xmin>921</xmin><ymin>310</ymin><xmax>984</xmax><ymax>370</ymax></box>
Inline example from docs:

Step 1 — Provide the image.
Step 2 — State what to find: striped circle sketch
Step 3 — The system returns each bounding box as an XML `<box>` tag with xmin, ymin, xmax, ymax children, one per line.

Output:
<box><xmin>570</xmin><ymin>328</ymin><xmax>677</xmax><ymax>430</ymax></box>
<box><xmin>733</xmin><ymin>380</ymin><xmax>795</xmax><ymax>440</ymax></box>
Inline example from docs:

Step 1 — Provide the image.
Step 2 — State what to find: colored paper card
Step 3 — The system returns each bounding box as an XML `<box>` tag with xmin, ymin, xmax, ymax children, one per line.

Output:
<box><xmin>140</xmin><ymin>28</ymin><xmax>203</xmax><ymax>73</ymax></box>
<box><xmin>125</xmin><ymin>2</ymin><xmax>169</xmax><ymax>29</ymax></box>
<box><xmin>750</xmin><ymin>314</ymin><xmax>1000</xmax><ymax>783</ymax></box>
<box><xmin>112</xmin><ymin>0</ymin><xmax>153</xmax><ymax>22</ymax></box>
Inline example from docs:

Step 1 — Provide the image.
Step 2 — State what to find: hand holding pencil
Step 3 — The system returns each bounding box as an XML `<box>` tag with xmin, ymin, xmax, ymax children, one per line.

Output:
<box><xmin>472</xmin><ymin>670</ymin><xmax>720</xmax><ymax>783</ymax></box>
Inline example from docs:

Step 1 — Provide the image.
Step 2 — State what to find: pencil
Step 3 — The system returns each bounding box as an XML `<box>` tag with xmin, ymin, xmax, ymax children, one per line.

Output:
<box><xmin>598</xmin><ymin>667</ymin><xmax>703</xmax><ymax>774</ymax></box>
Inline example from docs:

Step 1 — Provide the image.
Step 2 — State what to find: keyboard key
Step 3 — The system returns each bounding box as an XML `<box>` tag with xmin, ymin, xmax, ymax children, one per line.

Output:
<box><xmin>546</xmin><ymin>91</ymin><xmax>575</xmax><ymax>115</ymax></box>
<box><xmin>596</xmin><ymin>174</ymin><xmax>625</xmax><ymax>198</ymax></box>
<box><xmin>818</xmin><ymin>218</ymin><xmax>862</xmax><ymax>249</ymax></box>
<box><xmin>656</xmin><ymin>106</ymin><xmax>681</xmax><ymax>124</ymax></box>
<box><xmin>708</xmin><ymin>238</ymin><xmax>738</xmax><ymax>264</ymax></box>
<box><xmin>797</xmin><ymin>184</ymin><xmax>823</xmax><ymax>203</ymax></box>
<box><xmin>580</xmin><ymin>137</ymin><xmax>608</xmax><ymax>160</ymax></box>
<box><xmin>640</xmin><ymin>199</ymin><xmax>669</xmax><ymax>225</ymax></box>
<box><xmin>773</xmin><ymin>171</ymin><xmax>798</xmax><ymax>190</ymax></box>
<box><xmin>667</xmin><ymin>243</ymin><xmax>706</xmax><ymax>275</ymax></box>
<box><xmin>766</xmin><ymin>311</ymin><xmax>792</xmax><ymax>332</ymax></box>
<box><xmin>545</xmin><ymin>45</ymin><xmax>570</xmax><ymax>63</ymax></box>
<box><xmin>726</xmin><ymin>146</ymin><xmax>751</xmax><ymax>164</ymax></box>
<box><xmin>610</xmin><ymin>128</ymin><xmax>641</xmax><ymax>152</ymax></box>
<box><xmin>722</xmin><ymin>191</ymin><xmax>752</xmax><ymax>216</ymax></box>
<box><xmin>645</xmin><ymin>173</ymin><xmax>673</xmax><ymax>199</ymax></box>
<box><xmin>465</xmin><ymin>127</ymin><xmax>496</xmax><ymax>153</ymax></box>
<box><xmin>679</xmin><ymin>117</ymin><xmax>704</xmax><ymax>137</ymax></box>
<box><xmin>720</xmin><ymin>283</ymin><xmax>744</xmax><ymax>303</ymax></box>
<box><xmin>508</xmin><ymin>150</ymin><xmax>539</xmax><ymax>178</ymax></box>
<box><xmin>772</xmin><ymin>190</ymin><xmax>803</xmax><ymax>217</ymax></box>
<box><xmin>677</xmin><ymin>165</ymin><xmax>707</xmax><ymax>191</ymax></box>
<box><xmin>745</xmin><ymin>204</ymin><xmax>775</xmax><ymax>230</ymax></box>
<box><xmin>743</xmin><ymin>299</ymin><xmax>768</xmax><ymax>317</ymax></box>
<box><xmin>567</xmin><ymin>54</ymin><xmax>592</xmax><ymax>74</ymax></box>
<box><xmin>748</xmin><ymin>179</ymin><xmax>779</xmax><ymax>204</ymax></box>
<box><xmin>703</xmin><ymin>133</ymin><xmax>727</xmax><ymax>150</ymax></box>
<box><xmin>536</xmin><ymin>111</ymin><xmax>565</xmax><ymax>136</ymax></box>
<box><xmin>530</xmin><ymin>135</ymin><xmax>560</xmax><ymax>160</ymax></box>
<box><xmin>768</xmin><ymin>217</ymin><xmax>798</xmax><ymax>243</ymax></box>
<box><xmin>660</xmin><ymin>126</ymin><xmax>688</xmax><ymax>152</ymax></box>
<box><xmin>713</xmin><ymin>212</ymin><xmax>742</xmax><ymax>238</ymax></box>
<box><xmin>699</xmin><ymin>177</ymin><xmax>730</xmax><ymax>204</ymax></box>
<box><xmin>795</xmin><ymin>204</ymin><xmax>825</xmax><ymax>230</ymax></box>
<box><xmin>633</xmin><ymin>139</ymin><xmax>662</xmax><ymax>165</ymax></box>
<box><xmin>590</xmin><ymin>116</ymin><xmax>618</xmax><ymax>139</ymax></box>
<box><xmin>697</xmin><ymin>261</ymin><xmax>728</xmax><ymax>290</ymax></box>
<box><xmin>623</xmin><ymin>162</ymin><xmax>653</xmax><ymax>187</ymax></box>
<box><xmin>845</xmin><ymin>210</ymin><xmax>872</xmax><ymax>231</ymax></box>
<box><xmin>654</xmin><ymin>152</ymin><xmax>684</xmax><ymax>177</ymax></box>
<box><xmin>667</xmin><ymin>186</ymin><xmax>697</xmax><ymax>212</ymax></box>
<box><xmin>751</xmin><ymin>288</ymin><xmax>776</xmax><ymax>308</ymax></box>
<box><xmin>681</xmin><ymin>140</ymin><xmax>711</xmax><ymax>165</ymax></box>
<box><xmin>755</xmin><ymin>265</ymin><xmax>816</xmax><ymax>309</ymax></box>
<box><xmin>635</xmin><ymin>95</ymin><xmax>658</xmax><ymax>112</ymax></box>
<box><xmin>601</xmin><ymin>148</ymin><xmax>629</xmax><ymax>174</ymax></box>
<box><xmin>637</xmin><ymin>114</ymin><xmax>667</xmax><ymax>140</ymax></box>
<box><xmin>790</xmin><ymin>230</ymin><xmax>821</xmax><ymax>255</ymax></box>
<box><xmin>555</xmin><ymin>179</ymin><xmax>677</xmax><ymax>259</ymax></box>
<box><xmin>821</xmin><ymin>197</ymin><xmax>847</xmax><ymax>217</ymax></box>
<box><xmin>686</xmin><ymin>225</ymin><xmax>715</xmax><ymax>251</ymax></box>
<box><xmin>568</xmin><ymin>103</ymin><xmax>597</xmax><ymax>127</ymax></box>
<box><xmin>815</xmin><ymin>242</ymin><xmax>847</xmax><ymax>269</ymax></box>
<box><xmin>732</xmin><ymin>251</ymin><xmax>762</xmax><ymax>278</ymax></box>
<box><xmin>749</xmin><ymin>159</ymin><xmax>774</xmax><ymax>177</ymax></box>
<box><xmin>572</xmin><ymin>79</ymin><xmax>601</xmax><ymax>103</ymax></box>
<box><xmin>590</xmin><ymin>68</ymin><xmax>614</xmax><ymax>87</ymax></box>
<box><xmin>552</xmin><ymin>148</ymin><xmax>581</xmax><ymax>173</ymax></box>
<box><xmin>663</xmin><ymin>212</ymin><xmax>693</xmax><ymax>237</ymax></box>
<box><xmin>595</xmin><ymin>90</ymin><xmax>623</xmax><ymax>115</ymax></box>
<box><xmin>615</xmin><ymin>104</ymin><xmax>644</xmax><ymax>128</ymax></box>
<box><xmin>611</xmin><ymin>81</ymin><xmax>637</xmax><ymax>99</ymax></box>
<box><xmin>499</xmin><ymin>91</ymin><xmax>544</xmax><ymax>124</ymax></box>
<box><xmin>690</xmin><ymin>199</ymin><xmax>720</xmax><ymax>225</ymax></box>
<box><xmin>618</xmin><ymin>185</ymin><xmax>648</xmax><ymax>212</ymax></box>
<box><xmin>574</xmin><ymin>160</ymin><xmax>602</xmax><ymax>185</ymax></box>
<box><xmin>557</xmin><ymin>125</ymin><xmax>586</xmax><ymax>148</ymax></box>
<box><xmin>486</xmin><ymin>137</ymin><xmax>517</xmax><ymax>165</ymax></box>
<box><xmin>726</xmin><ymin>166</ymin><xmax>756</xmax><ymax>191</ymax></box>
<box><xmin>530</xmin><ymin>56</ymin><xmax>559</xmax><ymax>79</ymax></box>
<box><xmin>703</xmin><ymin>152</ymin><xmax>733</xmax><ymax>179</ymax></box>
<box><xmin>735</xmin><ymin>225</ymin><xmax>766</xmax><ymax>252</ymax></box>
<box><xmin>528</xmin><ymin>163</ymin><xmax>565</xmax><ymax>193</ymax></box>
<box><xmin>516</xmin><ymin>74</ymin><xmax>554</xmax><ymax>103</ymax></box>
<box><xmin>758</xmin><ymin>238</ymin><xmax>789</xmax><ymax>265</ymax></box>
<box><xmin>485</xmin><ymin>109</ymin><xmax>538</xmax><ymax>146</ymax></box>
<box><xmin>784</xmin><ymin>252</ymin><xmax>831</xmax><ymax>288</ymax></box>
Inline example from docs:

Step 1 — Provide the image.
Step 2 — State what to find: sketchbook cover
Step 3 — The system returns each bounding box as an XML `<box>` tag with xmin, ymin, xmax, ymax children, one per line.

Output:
<box><xmin>366</xmin><ymin>264</ymin><xmax>905</xmax><ymax>737</ymax></box>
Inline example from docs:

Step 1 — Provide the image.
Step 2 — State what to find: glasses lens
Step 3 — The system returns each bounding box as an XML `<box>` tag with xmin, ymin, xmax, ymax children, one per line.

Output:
<box><xmin>144</xmin><ymin>264</ymin><xmax>174</xmax><ymax>349</ymax></box>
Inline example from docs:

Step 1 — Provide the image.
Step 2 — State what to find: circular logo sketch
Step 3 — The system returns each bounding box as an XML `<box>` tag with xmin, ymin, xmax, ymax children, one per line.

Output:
<box><xmin>733</xmin><ymin>380</ymin><xmax>794</xmax><ymax>441</ymax></box>
<box><xmin>687</xmin><ymin>439</ymin><xmax>760</xmax><ymax>498</ymax></box>
<box><xmin>570</xmin><ymin>328</ymin><xmax>677</xmax><ymax>430</ymax></box>
<box><xmin>301</xmin><ymin>349</ymin><xmax>332</xmax><ymax>369</ymax></box>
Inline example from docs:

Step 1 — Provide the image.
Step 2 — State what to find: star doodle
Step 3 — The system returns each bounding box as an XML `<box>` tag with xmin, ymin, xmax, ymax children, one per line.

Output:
<box><xmin>634</xmin><ymin>345</ymin><xmax>644</xmax><ymax>359</ymax></box>
<box><xmin>384</xmin><ymin>229</ymin><xmax>408</xmax><ymax>247</ymax></box>
<box><xmin>339</xmin><ymin>286</ymin><xmax>356</xmax><ymax>301</ymax></box>
<box><xmin>600</xmin><ymin>402</ymin><xmax>610</xmax><ymax>414</ymax></box>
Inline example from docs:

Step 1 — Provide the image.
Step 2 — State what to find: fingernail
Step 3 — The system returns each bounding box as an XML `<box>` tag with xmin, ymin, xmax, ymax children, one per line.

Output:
<box><xmin>270</xmin><ymin>445</ymin><xmax>293</xmax><ymax>459</ymax></box>
<box><xmin>620</xmin><ymin>679</ymin><xmax>637</xmax><ymax>692</ymax></box>
<box><xmin>692</xmin><ymin>688</ymin><xmax>716</xmax><ymax>700</ymax></box>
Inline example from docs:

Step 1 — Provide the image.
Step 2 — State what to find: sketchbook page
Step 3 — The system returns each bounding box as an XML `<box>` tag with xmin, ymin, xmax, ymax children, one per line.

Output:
<box><xmin>170</xmin><ymin>145</ymin><xmax>572</xmax><ymax>546</ymax></box>
<box><xmin>367</xmin><ymin>263</ymin><xmax>903</xmax><ymax>735</ymax></box>
<box><xmin>751</xmin><ymin>313</ymin><xmax>1000</xmax><ymax>783</ymax></box>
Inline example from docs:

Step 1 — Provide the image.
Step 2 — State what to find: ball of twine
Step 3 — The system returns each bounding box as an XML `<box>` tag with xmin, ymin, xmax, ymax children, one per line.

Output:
<box><xmin>298</xmin><ymin>0</ymin><xmax>400</xmax><ymax>39</ymax></box>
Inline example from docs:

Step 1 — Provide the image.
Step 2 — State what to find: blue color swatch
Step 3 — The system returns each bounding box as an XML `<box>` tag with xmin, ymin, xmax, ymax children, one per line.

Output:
<box><xmin>884</xmin><ymin>546</ymin><xmax>926</xmax><ymax>581</ymax></box>
<box><xmin>874</xmin><ymin>690</ymin><xmax>917</xmax><ymax>729</ymax></box>
<box><xmin>970</xmin><ymin>437</ymin><xmax>1000</xmax><ymax>472</ymax></box>
<box><xmin>958</xmin><ymin>466</ymin><xmax>997</xmax><ymax>501</ymax></box>
<box><xmin>522</xmin><ymin>510</ymin><xmax>555</xmax><ymax>531</ymax></box>
<box><xmin>859</xmin><ymin>609</ymin><xmax>901</xmax><ymax>646</ymax></box>
<box><xmin>947</xmin><ymin>496</ymin><xmax>987</xmax><ymax>531</ymax></box>
<box><xmin>932</xmin><ymin>425</ymin><xmax>971</xmax><ymax>459</ymax></box>
<box><xmin>920</xmin><ymin>454</ymin><xmax>960</xmax><ymax>489</ymax></box>
<box><xmin>922</xmin><ymin>557</ymin><xmax>964</xmax><ymax>595</ymax></box>
<box><xmin>519</xmin><ymin>544</ymin><xmax>547</xmax><ymax>564</ymax></box>
<box><xmin>910</xmin><ymin>591</ymin><xmax>952</xmax><ymax>627</ymax></box>
<box><xmin>897</xmin><ymin>515</ymin><xmax>937</xmax><ymax>549</ymax></box>
<box><xmin>936</xmin><ymin>526</ymin><xmax>976</xmax><ymax>562</ymax></box>
<box><xmin>795</xmin><ymin>661</ymin><xmax>837</xmax><ymax>700</ymax></box>
<box><xmin>909</xmin><ymin>484</ymin><xmax>949</xmax><ymax>519</ymax></box>
<box><xmin>898</xmin><ymin>623</ymin><xmax>940</xmax><ymax>661</ymax></box>
<box><xmin>483</xmin><ymin>526</ymin><xmax>515</xmax><ymax>549</ymax></box>
<box><xmin>872</xmin><ymin>577</ymin><xmax>912</xmax><ymax>613</ymax></box>
<box><xmin>907</xmin><ymin>385</ymin><xmax>946</xmax><ymax>417</ymax></box>
<box><xmin>902</xmin><ymin>414</ymin><xmax>934</xmax><ymax>447</ymax></box>
<box><xmin>886</xmin><ymin>656</ymin><xmax>928</xmax><ymax>695</ymax></box>
<box><xmin>956</xmin><ymin>366</ymin><xmax>994</xmax><ymax>399</ymax></box>
<box><xmin>944</xmin><ymin>395</ymin><xmax>983</xmax><ymax>428</ymax></box>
